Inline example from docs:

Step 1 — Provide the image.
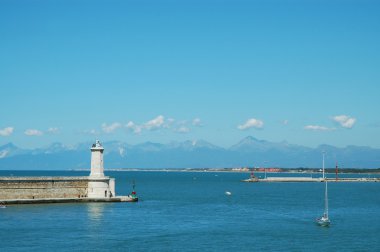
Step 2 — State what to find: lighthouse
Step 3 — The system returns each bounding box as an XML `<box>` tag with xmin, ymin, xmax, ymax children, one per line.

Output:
<box><xmin>88</xmin><ymin>140</ymin><xmax>115</xmax><ymax>198</ymax></box>
<box><xmin>90</xmin><ymin>140</ymin><xmax>105</xmax><ymax>178</ymax></box>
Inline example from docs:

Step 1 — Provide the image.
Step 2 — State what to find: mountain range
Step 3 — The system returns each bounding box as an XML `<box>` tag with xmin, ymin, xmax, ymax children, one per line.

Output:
<box><xmin>0</xmin><ymin>136</ymin><xmax>379</xmax><ymax>170</ymax></box>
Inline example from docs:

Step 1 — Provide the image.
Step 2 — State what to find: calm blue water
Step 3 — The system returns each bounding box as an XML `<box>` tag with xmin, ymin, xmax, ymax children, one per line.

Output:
<box><xmin>1</xmin><ymin>170</ymin><xmax>380</xmax><ymax>251</ymax></box>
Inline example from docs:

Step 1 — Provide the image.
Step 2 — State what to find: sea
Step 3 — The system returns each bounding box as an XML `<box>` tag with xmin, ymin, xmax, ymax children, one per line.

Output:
<box><xmin>1</xmin><ymin>170</ymin><xmax>380</xmax><ymax>252</ymax></box>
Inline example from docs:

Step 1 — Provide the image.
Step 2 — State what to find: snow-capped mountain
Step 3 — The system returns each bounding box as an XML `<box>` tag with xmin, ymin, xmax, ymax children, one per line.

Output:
<box><xmin>0</xmin><ymin>137</ymin><xmax>379</xmax><ymax>170</ymax></box>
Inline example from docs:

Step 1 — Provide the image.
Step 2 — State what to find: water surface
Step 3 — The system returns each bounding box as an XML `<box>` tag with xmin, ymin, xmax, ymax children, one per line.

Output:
<box><xmin>1</xmin><ymin>171</ymin><xmax>379</xmax><ymax>251</ymax></box>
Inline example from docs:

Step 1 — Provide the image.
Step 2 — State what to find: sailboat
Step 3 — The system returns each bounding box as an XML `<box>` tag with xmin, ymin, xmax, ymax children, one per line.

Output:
<box><xmin>316</xmin><ymin>179</ymin><xmax>330</xmax><ymax>226</ymax></box>
<box><xmin>316</xmin><ymin>152</ymin><xmax>330</xmax><ymax>226</ymax></box>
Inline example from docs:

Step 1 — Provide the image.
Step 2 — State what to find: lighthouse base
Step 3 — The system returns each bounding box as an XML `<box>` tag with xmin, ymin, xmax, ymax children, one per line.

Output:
<box><xmin>87</xmin><ymin>176</ymin><xmax>115</xmax><ymax>198</ymax></box>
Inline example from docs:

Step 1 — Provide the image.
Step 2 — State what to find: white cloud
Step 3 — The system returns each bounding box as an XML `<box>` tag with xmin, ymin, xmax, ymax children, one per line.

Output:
<box><xmin>192</xmin><ymin>118</ymin><xmax>202</xmax><ymax>126</ymax></box>
<box><xmin>0</xmin><ymin>127</ymin><xmax>14</xmax><ymax>136</ymax></box>
<box><xmin>282</xmin><ymin>120</ymin><xmax>289</xmax><ymax>125</ymax></box>
<box><xmin>126</xmin><ymin>121</ymin><xmax>135</xmax><ymax>129</ymax></box>
<box><xmin>304</xmin><ymin>125</ymin><xmax>333</xmax><ymax>131</ymax></box>
<box><xmin>332</xmin><ymin>115</ymin><xmax>356</xmax><ymax>129</ymax></box>
<box><xmin>176</xmin><ymin>126</ymin><xmax>190</xmax><ymax>133</ymax></box>
<box><xmin>125</xmin><ymin>115</ymin><xmax>194</xmax><ymax>134</ymax></box>
<box><xmin>24</xmin><ymin>129</ymin><xmax>43</xmax><ymax>136</ymax></box>
<box><xmin>238</xmin><ymin>118</ymin><xmax>264</xmax><ymax>130</ymax></box>
<box><xmin>47</xmin><ymin>127</ymin><xmax>60</xmax><ymax>134</ymax></box>
<box><xmin>144</xmin><ymin>115</ymin><xmax>165</xmax><ymax>130</ymax></box>
<box><xmin>126</xmin><ymin>121</ymin><xmax>142</xmax><ymax>134</ymax></box>
<box><xmin>163</xmin><ymin>118</ymin><xmax>175</xmax><ymax>129</ymax></box>
<box><xmin>102</xmin><ymin>122</ymin><xmax>122</xmax><ymax>133</ymax></box>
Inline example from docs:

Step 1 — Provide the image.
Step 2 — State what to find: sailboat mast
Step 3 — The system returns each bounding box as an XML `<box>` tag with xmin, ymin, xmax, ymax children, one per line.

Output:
<box><xmin>325</xmin><ymin>179</ymin><xmax>329</xmax><ymax>217</ymax></box>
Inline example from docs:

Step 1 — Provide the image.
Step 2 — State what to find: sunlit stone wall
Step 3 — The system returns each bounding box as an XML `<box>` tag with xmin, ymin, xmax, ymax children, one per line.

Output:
<box><xmin>0</xmin><ymin>177</ymin><xmax>89</xmax><ymax>200</ymax></box>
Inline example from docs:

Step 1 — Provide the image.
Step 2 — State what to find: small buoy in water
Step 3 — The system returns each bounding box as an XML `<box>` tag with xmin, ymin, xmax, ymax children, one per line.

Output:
<box><xmin>225</xmin><ymin>191</ymin><xmax>232</xmax><ymax>196</ymax></box>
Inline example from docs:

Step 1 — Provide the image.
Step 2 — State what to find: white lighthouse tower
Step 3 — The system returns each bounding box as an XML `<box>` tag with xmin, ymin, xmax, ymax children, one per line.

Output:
<box><xmin>90</xmin><ymin>140</ymin><xmax>105</xmax><ymax>178</ymax></box>
<box><xmin>88</xmin><ymin>140</ymin><xmax>115</xmax><ymax>198</ymax></box>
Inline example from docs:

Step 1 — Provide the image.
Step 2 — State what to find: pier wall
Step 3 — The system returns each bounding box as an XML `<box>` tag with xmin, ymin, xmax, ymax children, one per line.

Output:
<box><xmin>0</xmin><ymin>177</ymin><xmax>108</xmax><ymax>200</ymax></box>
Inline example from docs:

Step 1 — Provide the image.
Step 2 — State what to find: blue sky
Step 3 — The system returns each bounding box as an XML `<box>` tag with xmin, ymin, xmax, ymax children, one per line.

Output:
<box><xmin>1</xmin><ymin>0</ymin><xmax>380</xmax><ymax>149</ymax></box>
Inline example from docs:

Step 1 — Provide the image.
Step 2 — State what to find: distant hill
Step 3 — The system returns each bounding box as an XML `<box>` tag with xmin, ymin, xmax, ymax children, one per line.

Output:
<box><xmin>0</xmin><ymin>136</ymin><xmax>379</xmax><ymax>170</ymax></box>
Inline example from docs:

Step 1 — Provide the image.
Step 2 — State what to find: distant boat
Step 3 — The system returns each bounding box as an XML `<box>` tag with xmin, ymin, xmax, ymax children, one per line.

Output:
<box><xmin>225</xmin><ymin>191</ymin><xmax>232</xmax><ymax>196</ymax></box>
<box><xmin>0</xmin><ymin>202</ymin><xmax>6</xmax><ymax>208</ymax></box>
<box><xmin>316</xmin><ymin>152</ymin><xmax>330</xmax><ymax>226</ymax></box>
<box><xmin>241</xmin><ymin>170</ymin><xmax>259</xmax><ymax>182</ymax></box>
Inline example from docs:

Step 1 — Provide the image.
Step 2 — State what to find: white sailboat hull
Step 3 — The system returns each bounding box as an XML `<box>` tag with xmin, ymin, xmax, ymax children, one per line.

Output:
<box><xmin>316</xmin><ymin>216</ymin><xmax>330</xmax><ymax>226</ymax></box>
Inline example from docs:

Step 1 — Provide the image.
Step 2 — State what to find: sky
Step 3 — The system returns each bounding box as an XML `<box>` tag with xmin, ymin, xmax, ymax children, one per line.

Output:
<box><xmin>1</xmin><ymin>0</ymin><xmax>380</xmax><ymax>149</ymax></box>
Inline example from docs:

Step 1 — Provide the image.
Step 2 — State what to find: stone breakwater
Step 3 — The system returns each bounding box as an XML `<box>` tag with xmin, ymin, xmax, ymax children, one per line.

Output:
<box><xmin>0</xmin><ymin>176</ymin><xmax>136</xmax><ymax>204</ymax></box>
<box><xmin>0</xmin><ymin>176</ymin><xmax>111</xmax><ymax>200</ymax></box>
<box><xmin>242</xmin><ymin>177</ymin><xmax>380</xmax><ymax>182</ymax></box>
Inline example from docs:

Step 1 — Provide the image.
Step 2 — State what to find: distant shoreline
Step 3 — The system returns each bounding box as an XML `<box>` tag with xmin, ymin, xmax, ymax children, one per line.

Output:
<box><xmin>3</xmin><ymin>168</ymin><xmax>378</xmax><ymax>174</ymax></box>
<box><xmin>71</xmin><ymin>167</ymin><xmax>380</xmax><ymax>174</ymax></box>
